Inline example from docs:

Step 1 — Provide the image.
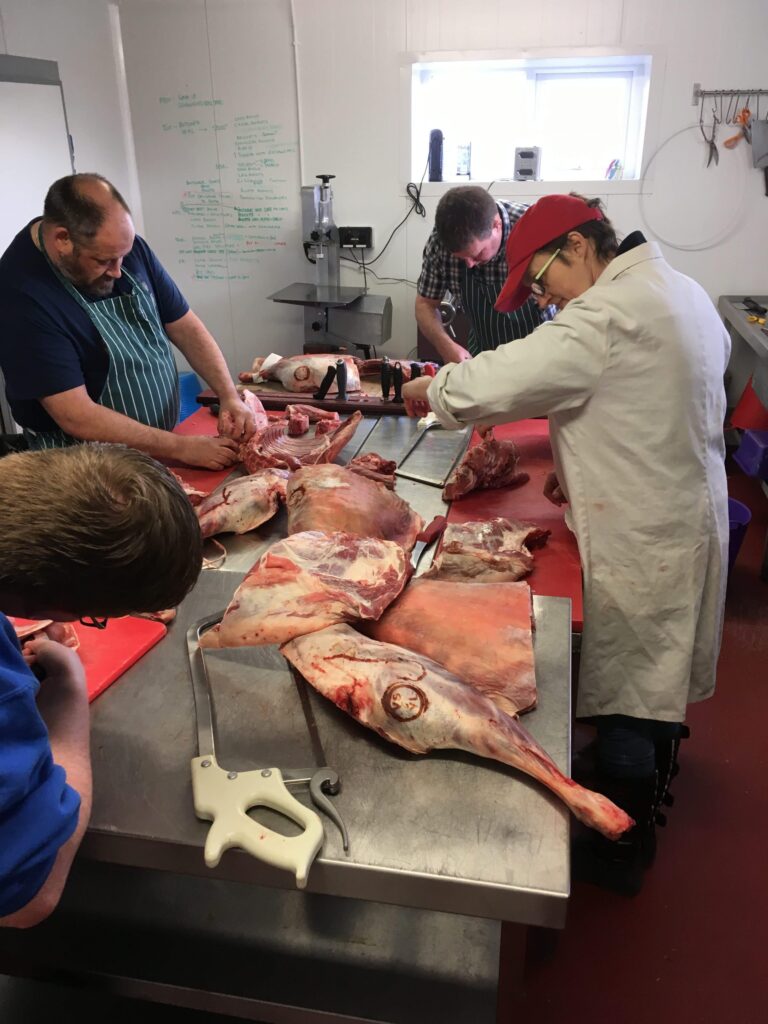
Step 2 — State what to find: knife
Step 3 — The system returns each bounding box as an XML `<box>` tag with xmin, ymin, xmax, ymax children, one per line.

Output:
<box><xmin>391</xmin><ymin>362</ymin><xmax>404</xmax><ymax>403</ymax></box>
<box><xmin>381</xmin><ymin>356</ymin><xmax>391</xmax><ymax>400</ymax></box>
<box><xmin>313</xmin><ymin>364</ymin><xmax>337</xmax><ymax>401</ymax></box>
<box><xmin>335</xmin><ymin>358</ymin><xmax>348</xmax><ymax>402</ymax></box>
<box><xmin>411</xmin><ymin>514</ymin><xmax>447</xmax><ymax>571</ymax></box>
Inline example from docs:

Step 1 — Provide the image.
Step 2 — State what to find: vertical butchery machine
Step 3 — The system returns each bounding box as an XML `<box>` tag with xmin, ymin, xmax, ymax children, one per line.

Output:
<box><xmin>268</xmin><ymin>174</ymin><xmax>392</xmax><ymax>359</ymax></box>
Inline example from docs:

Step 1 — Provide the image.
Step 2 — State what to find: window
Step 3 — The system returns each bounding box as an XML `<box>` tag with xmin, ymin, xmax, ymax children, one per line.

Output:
<box><xmin>411</xmin><ymin>55</ymin><xmax>651</xmax><ymax>183</ymax></box>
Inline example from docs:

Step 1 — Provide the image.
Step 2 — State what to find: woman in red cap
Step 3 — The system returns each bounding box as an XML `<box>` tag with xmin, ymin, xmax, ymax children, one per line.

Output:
<box><xmin>402</xmin><ymin>193</ymin><xmax>731</xmax><ymax>895</ymax></box>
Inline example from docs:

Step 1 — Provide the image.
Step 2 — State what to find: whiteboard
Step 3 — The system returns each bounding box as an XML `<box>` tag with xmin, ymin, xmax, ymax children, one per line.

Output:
<box><xmin>119</xmin><ymin>0</ymin><xmax>308</xmax><ymax>376</ymax></box>
<box><xmin>0</xmin><ymin>79</ymin><xmax>73</xmax><ymax>255</ymax></box>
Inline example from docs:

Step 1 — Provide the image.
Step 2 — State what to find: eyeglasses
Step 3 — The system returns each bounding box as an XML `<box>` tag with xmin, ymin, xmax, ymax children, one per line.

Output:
<box><xmin>79</xmin><ymin>616</ymin><xmax>109</xmax><ymax>630</ymax></box>
<box><xmin>529</xmin><ymin>248</ymin><xmax>561</xmax><ymax>297</ymax></box>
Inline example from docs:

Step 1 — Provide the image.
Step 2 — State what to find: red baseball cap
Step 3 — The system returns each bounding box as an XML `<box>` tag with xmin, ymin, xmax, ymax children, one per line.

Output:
<box><xmin>494</xmin><ymin>195</ymin><xmax>603</xmax><ymax>312</ymax></box>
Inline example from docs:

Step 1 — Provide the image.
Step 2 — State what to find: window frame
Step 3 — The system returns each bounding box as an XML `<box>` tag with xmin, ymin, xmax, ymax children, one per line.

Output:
<box><xmin>401</xmin><ymin>46</ymin><xmax>665</xmax><ymax>197</ymax></box>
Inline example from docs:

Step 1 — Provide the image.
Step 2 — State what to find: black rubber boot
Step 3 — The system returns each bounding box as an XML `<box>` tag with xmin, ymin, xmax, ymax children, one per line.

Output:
<box><xmin>571</xmin><ymin>773</ymin><xmax>658</xmax><ymax>897</ymax></box>
<box><xmin>654</xmin><ymin>725</ymin><xmax>690</xmax><ymax>813</ymax></box>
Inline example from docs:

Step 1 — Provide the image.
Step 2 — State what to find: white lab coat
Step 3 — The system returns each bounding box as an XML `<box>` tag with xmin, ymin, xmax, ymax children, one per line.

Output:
<box><xmin>428</xmin><ymin>241</ymin><xmax>730</xmax><ymax>722</ymax></box>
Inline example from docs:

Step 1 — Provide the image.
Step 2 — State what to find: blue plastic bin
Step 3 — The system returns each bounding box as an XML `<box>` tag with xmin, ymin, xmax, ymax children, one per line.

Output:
<box><xmin>728</xmin><ymin>497</ymin><xmax>752</xmax><ymax>575</ymax></box>
<box><xmin>178</xmin><ymin>371</ymin><xmax>202</xmax><ymax>423</ymax></box>
<box><xmin>733</xmin><ymin>429</ymin><xmax>768</xmax><ymax>481</ymax></box>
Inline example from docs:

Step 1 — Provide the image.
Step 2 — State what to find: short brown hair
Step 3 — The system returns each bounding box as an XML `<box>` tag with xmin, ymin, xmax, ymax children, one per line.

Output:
<box><xmin>0</xmin><ymin>445</ymin><xmax>202</xmax><ymax>616</ymax></box>
<box><xmin>43</xmin><ymin>173</ymin><xmax>131</xmax><ymax>246</ymax></box>
<box><xmin>435</xmin><ymin>186</ymin><xmax>498</xmax><ymax>252</ymax></box>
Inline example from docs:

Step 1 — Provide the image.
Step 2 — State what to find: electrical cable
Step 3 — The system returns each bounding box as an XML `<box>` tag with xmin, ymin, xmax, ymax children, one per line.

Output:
<box><xmin>341</xmin><ymin>252</ymin><xmax>417</xmax><ymax>288</ymax></box>
<box><xmin>638</xmin><ymin>123</ymin><xmax>750</xmax><ymax>251</ymax></box>
<box><xmin>364</xmin><ymin>154</ymin><xmax>429</xmax><ymax>266</ymax></box>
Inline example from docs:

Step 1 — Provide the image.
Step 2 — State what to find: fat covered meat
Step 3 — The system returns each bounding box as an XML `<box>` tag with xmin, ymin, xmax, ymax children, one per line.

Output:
<box><xmin>200</xmin><ymin>531</ymin><xmax>409</xmax><ymax>649</ymax></box>
<box><xmin>366</xmin><ymin>579</ymin><xmax>537</xmax><ymax>715</ymax></box>
<box><xmin>196</xmin><ymin>469</ymin><xmax>289</xmax><ymax>539</ymax></box>
<box><xmin>286</xmin><ymin>464</ymin><xmax>424</xmax><ymax>550</ymax></box>
<box><xmin>282</xmin><ymin>625</ymin><xmax>633</xmax><ymax>840</ymax></box>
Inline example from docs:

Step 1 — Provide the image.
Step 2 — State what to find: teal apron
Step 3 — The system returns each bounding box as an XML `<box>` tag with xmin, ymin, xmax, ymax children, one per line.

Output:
<box><xmin>25</xmin><ymin>227</ymin><xmax>180</xmax><ymax>449</ymax></box>
<box><xmin>460</xmin><ymin>263</ymin><xmax>543</xmax><ymax>356</ymax></box>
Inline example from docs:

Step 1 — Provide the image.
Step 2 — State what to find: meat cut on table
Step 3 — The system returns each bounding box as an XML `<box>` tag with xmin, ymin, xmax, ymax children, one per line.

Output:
<box><xmin>428</xmin><ymin>518</ymin><xmax>550</xmax><ymax>581</ymax></box>
<box><xmin>282</xmin><ymin>624</ymin><xmax>633</xmax><ymax>840</ymax></box>
<box><xmin>200</xmin><ymin>531</ymin><xmax>409</xmax><ymax>648</ymax></box>
<box><xmin>239</xmin><ymin>411</ymin><xmax>362</xmax><ymax>473</ymax></box>
<box><xmin>8</xmin><ymin>617</ymin><xmax>80</xmax><ymax>650</ymax></box>
<box><xmin>443</xmin><ymin>431</ymin><xmax>529</xmax><ymax>501</ymax></box>
<box><xmin>240</xmin><ymin>354</ymin><xmax>362</xmax><ymax>394</ymax></box>
<box><xmin>286</xmin><ymin>463</ymin><xmax>424</xmax><ymax>550</ymax></box>
<box><xmin>196</xmin><ymin>469</ymin><xmax>289</xmax><ymax>539</ymax></box>
<box><xmin>365</xmin><ymin>578</ymin><xmax>537</xmax><ymax>716</ymax></box>
<box><xmin>346</xmin><ymin>451</ymin><xmax>397</xmax><ymax>489</ymax></box>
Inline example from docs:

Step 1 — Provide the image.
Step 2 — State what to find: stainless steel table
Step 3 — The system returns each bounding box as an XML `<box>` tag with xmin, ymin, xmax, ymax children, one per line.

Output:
<box><xmin>719</xmin><ymin>295</ymin><xmax>768</xmax><ymax>410</ymax></box>
<box><xmin>0</xmin><ymin>416</ymin><xmax>573</xmax><ymax>1023</ymax></box>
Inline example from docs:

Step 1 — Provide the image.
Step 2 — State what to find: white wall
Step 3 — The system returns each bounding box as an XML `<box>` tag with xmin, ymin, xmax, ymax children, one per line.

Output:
<box><xmin>0</xmin><ymin>0</ymin><xmax>143</xmax><ymax>225</ymax></box>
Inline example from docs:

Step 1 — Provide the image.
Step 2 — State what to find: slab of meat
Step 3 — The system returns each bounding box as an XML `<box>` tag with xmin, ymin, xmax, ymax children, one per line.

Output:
<box><xmin>239</xmin><ymin>411</ymin><xmax>362</xmax><ymax>473</ymax></box>
<box><xmin>240</xmin><ymin>355</ymin><xmax>361</xmax><ymax>394</ymax></box>
<box><xmin>347</xmin><ymin>451</ymin><xmax>397</xmax><ymax>489</ymax></box>
<box><xmin>286</xmin><ymin>464</ymin><xmax>424</xmax><ymax>550</ymax></box>
<box><xmin>282</xmin><ymin>625</ymin><xmax>633</xmax><ymax>840</ymax></box>
<box><xmin>200</xmin><ymin>531</ymin><xmax>409</xmax><ymax>649</ymax></box>
<box><xmin>314</xmin><ymin>419</ymin><xmax>336</xmax><ymax>436</ymax></box>
<box><xmin>171</xmin><ymin>471</ymin><xmax>207</xmax><ymax>507</ymax></box>
<box><xmin>196</xmin><ymin>469</ymin><xmax>289</xmax><ymax>539</ymax></box>
<box><xmin>443</xmin><ymin>431</ymin><xmax>529</xmax><ymax>501</ymax></box>
<box><xmin>365</xmin><ymin>579</ymin><xmax>537</xmax><ymax>715</ymax></box>
<box><xmin>287</xmin><ymin>411</ymin><xmax>310</xmax><ymax>436</ymax></box>
<box><xmin>286</xmin><ymin>404</ymin><xmax>340</xmax><ymax>424</ymax></box>
<box><xmin>428</xmin><ymin>518</ymin><xmax>550</xmax><ymax>581</ymax></box>
<box><xmin>8</xmin><ymin>617</ymin><xmax>80</xmax><ymax>650</ymax></box>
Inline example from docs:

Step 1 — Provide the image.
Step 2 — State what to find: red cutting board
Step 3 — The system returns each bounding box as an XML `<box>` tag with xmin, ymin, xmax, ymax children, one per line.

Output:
<box><xmin>74</xmin><ymin>617</ymin><xmax>167</xmax><ymax>701</ymax></box>
<box><xmin>10</xmin><ymin>615</ymin><xmax>167</xmax><ymax>701</ymax></box>
<box><xmin>446</xmin><ymin>420</ymin><xmax>584</xmax><ymax>629</ymax></box>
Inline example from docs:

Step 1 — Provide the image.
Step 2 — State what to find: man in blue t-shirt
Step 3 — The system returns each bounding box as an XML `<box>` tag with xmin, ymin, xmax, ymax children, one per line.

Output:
<box><xmin>0</xmin><ymin>443</ymin><xmax>202</xmax><ymax>927</ymax></box>
<box><xmin>0</xmin><ymin>173</ymin><xmax>255</xmax><ymax>468</ymax></box>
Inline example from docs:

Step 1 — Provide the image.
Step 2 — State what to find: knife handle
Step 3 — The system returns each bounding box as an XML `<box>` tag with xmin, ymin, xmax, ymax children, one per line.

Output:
<box><xmin>410</xmin><ymin>362</ymin><xmax>422</xmax><ymax>379</ymax></box>
<box><xmin>391</xmin><ymin>362</ymin><xmax>404</xmax><ymax>403</ymax></box>
<box><xmin>335</xmin><ymin>359</ymin><xmax>348</xmax><ymax>401</ymax></box>
<box><xmin>381</xmin><ymin>357</ymin><xmax>391</xmax><ymax>399</ymax></box>
<box><xmin>313</xmin><ymin>364</ymin><xmax>337</xmax><ymax>401</ymax></box>
<box><xmin>415</xmin><ymin>513</ymin><xmax>447</xmax><ymax>547</ymax></box>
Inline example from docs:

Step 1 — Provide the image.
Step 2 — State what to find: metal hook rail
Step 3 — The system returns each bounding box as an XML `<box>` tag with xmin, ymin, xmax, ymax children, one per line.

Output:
<box><xmin>692</xmin><ymin>85</ymin><xmax>768</xmax><ymax>123</ymax></box>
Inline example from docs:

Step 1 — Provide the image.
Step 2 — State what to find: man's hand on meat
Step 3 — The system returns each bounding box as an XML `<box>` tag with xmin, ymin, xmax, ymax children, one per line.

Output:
<box><xmin>216</xmin><ymin>392</ymin><xmax>258</xmax><ymax>443</ymax></box>
<box><xmin>543</xmin><ymin>471</ymin><xmax>567</xmax><ymax>506</ymax></box>
<box><xmin>402</xmin><ymin>376</ymin><xmax>433</xmax><ymax>420</ymax></box>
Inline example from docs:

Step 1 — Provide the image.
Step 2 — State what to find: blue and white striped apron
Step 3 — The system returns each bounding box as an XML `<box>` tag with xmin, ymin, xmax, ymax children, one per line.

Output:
<box><xmin>460</xmin><ymin>262</ymin><xmax>542</xmax><ymax>356</ymax></box>
<box><xmin>25</xmin><ymin>230</ymin><xmax>179</xmax><ymax>449</ymax></box>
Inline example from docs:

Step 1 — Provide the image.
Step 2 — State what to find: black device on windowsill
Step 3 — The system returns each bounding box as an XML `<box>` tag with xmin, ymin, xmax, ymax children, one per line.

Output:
<box><xmin>743</xmin><ymin>297</ymin><xmax>767</xmax><ymax>316</ymax></box>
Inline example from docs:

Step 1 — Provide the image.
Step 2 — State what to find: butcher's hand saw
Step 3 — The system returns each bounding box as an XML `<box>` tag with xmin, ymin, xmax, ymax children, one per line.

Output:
<box><xmin>187</xmin><ymin>612</ymin><xmax>347</xmax><ymax>889</ymax></box>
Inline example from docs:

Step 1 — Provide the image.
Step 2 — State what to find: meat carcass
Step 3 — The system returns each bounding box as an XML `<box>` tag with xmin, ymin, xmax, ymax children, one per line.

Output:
<box><xmin>239</xmin><ymin>411</ymin><xmax>362</xmax><ymax>473</ymax></box>
<box><xmin>443</xmin><ymin>431</ymin><xmax>529</xmax><ymax>501</ymax></box>
<box><xmin>286</xmin><ymin>464</ymin><xmax>424</xmax><ymax>550</ymax></box>
<box><xmin>200</xmin><ymin>531</ymin><xmax>409</xmax><ymax>649</ymax></box>
<box><xmin>196</xmin><ymin>469</ymin><xmax>289</xmax><ymax>539</ymax></box>
<box><xmin>428</xmin><ymin>518</ymin><xmax>550</xmax><ymax>582</ymax></box>
<box><xmin>240</xmin><ymin>355</ymin><xmax>361</xmax><ymax>394</ymax></box>
<box><xmin>365</xmin><ymin>579</ymin><xmax>537</xmax><ymax>715</ymax></box>
<box><xmin>282</xmin><ymin>625</ymin><xmax>633</xmax><ymax>840</ymax></box>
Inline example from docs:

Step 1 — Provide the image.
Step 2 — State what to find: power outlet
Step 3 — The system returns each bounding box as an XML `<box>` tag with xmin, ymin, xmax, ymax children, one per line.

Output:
<box><xmin>339</xmin><ymin>226</ymin><xmax>373</xmax><ymax>249</ymax></box>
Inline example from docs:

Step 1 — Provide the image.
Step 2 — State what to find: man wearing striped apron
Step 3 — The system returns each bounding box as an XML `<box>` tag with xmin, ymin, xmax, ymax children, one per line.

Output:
<box><xmin>0</xmin><ymin>174</ymin><xmax>255</xmax><ymax>468</ymax></box>
<box><xmin>416</xmin><ymin>186</ymin><xmax>553</xmax><ymax>364</ymax></box>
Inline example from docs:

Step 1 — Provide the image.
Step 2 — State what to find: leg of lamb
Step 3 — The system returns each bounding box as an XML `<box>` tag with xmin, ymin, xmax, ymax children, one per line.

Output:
<box><xmin>282</xmin><ymin>624</ymin><xmax>634</xmax><ymax>841</ymax></box>
<box><xmin>196</xmin><ymin>469</ymin><xmax>289</xmax><ymax>539</ymax></box>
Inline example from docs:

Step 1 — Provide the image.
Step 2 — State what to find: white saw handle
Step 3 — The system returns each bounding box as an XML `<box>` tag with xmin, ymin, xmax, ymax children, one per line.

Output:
<box><xmin>191</xmin><ymin>755</ymin><xmax>324</xmax><ymax>888</ymax></box>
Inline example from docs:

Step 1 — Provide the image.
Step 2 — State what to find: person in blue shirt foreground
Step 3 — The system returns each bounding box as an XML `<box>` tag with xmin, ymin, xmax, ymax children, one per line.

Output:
<box><xmin>0</xmin><ymin>173</ymin><xmax>255</xmax><ymax>468</ymax></box>
<box><xmin>0</xmin><ymin>443</ymin><xmax>202</xmax><ymax>927</ymax></box>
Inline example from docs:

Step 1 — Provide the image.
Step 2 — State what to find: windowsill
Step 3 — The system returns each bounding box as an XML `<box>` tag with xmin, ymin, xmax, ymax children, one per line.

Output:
<box><xmin>416</xmin><ymin>179</ymin><xmax>648</xmax><ymax>197</ymax></box>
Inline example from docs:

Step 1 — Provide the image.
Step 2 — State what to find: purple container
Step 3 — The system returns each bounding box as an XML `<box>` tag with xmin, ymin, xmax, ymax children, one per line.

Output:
<box><xmin>728</xmin><ymin>498</ymin><xmax>752</xmax><ymax>574</ymax></box>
